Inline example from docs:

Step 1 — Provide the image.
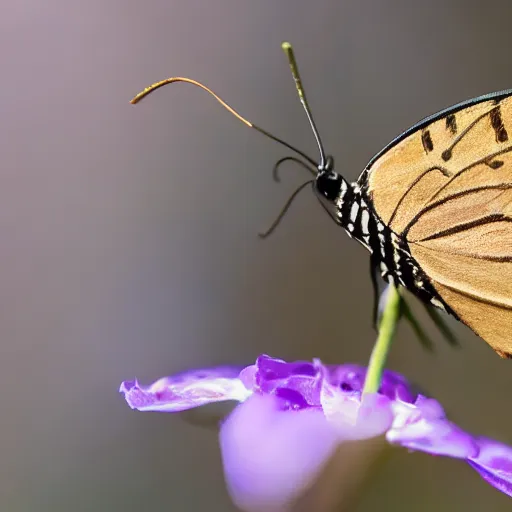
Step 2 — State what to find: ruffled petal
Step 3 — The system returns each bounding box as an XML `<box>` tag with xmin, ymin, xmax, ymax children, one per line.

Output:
<box><xmin>249</xmin><ymin>355</ymin><xmax>323</xmax><ymax>408</ymax></box>
<box><xmin>119</xmin><ymin>366</ymin><xmax>249</xmax><ymax>412</ymax></box>
<box><xmin>248</xmin><ymin>355</ymin><xmax>418</xmax><ymax>409</ymax></box>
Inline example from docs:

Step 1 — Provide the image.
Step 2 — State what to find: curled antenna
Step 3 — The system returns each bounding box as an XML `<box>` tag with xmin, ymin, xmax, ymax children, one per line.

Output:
<box><xmin>272</xmin><ymin>156</ymin><xmax>316</xmax><ymax>182</ymax></box>
<box><xmin>130</xmin><ymin>76</ymin><xmax>317</xmax><ymax>167</ymax></box>
<box><xmin>281</xmin><ymin>42</ymin><xmax>327</xmax><ymax>171</ymax></box>
<box><xmin>258</xmin><ymin>180</ymin><xmax>314</xmax><ymax>239</ymax></box>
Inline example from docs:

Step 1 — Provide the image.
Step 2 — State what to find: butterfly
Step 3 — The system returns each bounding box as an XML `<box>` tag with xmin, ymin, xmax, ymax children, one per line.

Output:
<box><xmin>131</xmin><ymin>42</ymin><xmax>512</xmax><ymax>359</ymax></box>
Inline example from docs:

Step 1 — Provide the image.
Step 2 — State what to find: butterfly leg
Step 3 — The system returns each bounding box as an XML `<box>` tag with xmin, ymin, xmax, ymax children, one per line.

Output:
<box><xmin>370</xmin><ymin>256</ymin><xmax>380</xmax><ymax>331</ymax></box>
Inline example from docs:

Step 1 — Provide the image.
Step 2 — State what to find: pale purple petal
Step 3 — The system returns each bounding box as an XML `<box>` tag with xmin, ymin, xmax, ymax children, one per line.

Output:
<box><xmin>319</xmin><ymin>362</ymin><xmax>394</xmax><ymax>439</ymax></box>
<box><xmin>220</xmin><ymin>394</ymin><xmax>341</xmax><ymax>512</ymax></box>
<box><xmin>219</xmin><ymin>360</ymin><xmax>400</xmax><ymax>510</ymax></box>
<box><xmin>468</xmin><ymin>437</ymin><xmax>512</xmax><ymax>497</ymax></box>
<box><xmin>387</xmin><ymin>397</ymin><xmax>479</xmax><ymax>459</ymax></box>
<box><xmin>120</xmin><ymin>366</ymin><xmax>249</xmax><ymax>412</ymax></box>
<box><xmin>219</xmin><ymin>392</ymin><xmax>393</xmax><ymax>512</ymax></box>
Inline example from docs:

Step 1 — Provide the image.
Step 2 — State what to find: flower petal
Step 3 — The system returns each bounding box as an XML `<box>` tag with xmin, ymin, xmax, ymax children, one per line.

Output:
<box><xmin>468</xmin><ymin>437</ymin><xmax>512</xmax><ymax>498</ymax></box>
<box><xmin>319</xmin><ymin>362</ymin><xmax>394</xmax><ymax>438</ymax></box>
<box><xmin>119</xmin><ymin>366</ymin><xmax>250</xmax><ymax>412</ymax></box>
<box><xmin>219</xmin><ymin>393</ymin><xmax>342</xmax><ymax>512</ymax></box>
<box><xmin>250</xmin><ymin>355</ymin><xmax>323</xmax><ymax>408</ymax></box>
<box><xmin>249</xmin><ymin>355</ymin><xmax>418</xmax><ymax>410</ymax></box>
<box><xmin>219</xmin><ymin>388</ymin><xmax>396</xmax><ymax>512</ymax></box>
<box><xmin>387</xmin><ymin>397</ymin><xmax>478</xmax><ymax>459</ymax></box>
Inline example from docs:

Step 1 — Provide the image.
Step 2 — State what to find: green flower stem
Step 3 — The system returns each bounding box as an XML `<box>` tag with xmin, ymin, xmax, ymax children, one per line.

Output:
<box><xmin>362</xmin><ymin>284</ymin><xmax>402</xmax><ymax>395</ymax></box>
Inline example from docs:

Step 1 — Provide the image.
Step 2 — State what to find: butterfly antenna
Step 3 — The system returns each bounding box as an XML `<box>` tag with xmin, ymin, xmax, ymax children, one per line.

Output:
<box><xmin>130</xmin><ymin>77</ymin><xmax>317</xmax><ymax>168</ymax></box>
<box><xmin>258</xmin><ymin>180</ymin><xmax>314</xmax><ymax>238</ymax></box>
<box><xmin>272</xmin><ymin>156</ymin><xmax>316</xmax><ymax>182</ymax></box>
<box><xmin>281</xmin><ymin>42</ymin><xmax>327</xmax><ymax>171</ymax></box>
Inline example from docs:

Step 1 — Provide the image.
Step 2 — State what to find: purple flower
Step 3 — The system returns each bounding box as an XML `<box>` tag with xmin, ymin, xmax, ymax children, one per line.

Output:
<box><xmin>120</xmin><ymin>355</ymin><xmax>512</xmax><ymax>510</ymax></box>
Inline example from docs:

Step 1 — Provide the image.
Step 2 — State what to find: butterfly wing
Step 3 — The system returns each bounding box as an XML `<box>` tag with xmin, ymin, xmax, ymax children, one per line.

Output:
<box><xmin>409</xmin><ymin>243</ymin><xmax>512</xmax><ymax>358</ymax></box>
<box><xmin>363</xmin><ymin>92</ymin><xmax>512</xmax><ymax>356</ymax></box>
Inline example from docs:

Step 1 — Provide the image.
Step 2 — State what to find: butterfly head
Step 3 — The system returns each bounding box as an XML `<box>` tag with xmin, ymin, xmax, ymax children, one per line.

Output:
<box><xmin>311</xmin><ymin>155</ymin><xmax>355</xmax><ymax>228</ymax></box>
<box><xmin>315</xmin><ymin>155</ymin><xmax>342</xmax><ymax>201</ymax></box>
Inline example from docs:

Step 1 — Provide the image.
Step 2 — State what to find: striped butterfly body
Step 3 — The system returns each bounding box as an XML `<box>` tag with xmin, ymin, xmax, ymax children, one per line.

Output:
<box><xmin>316</xmin><ymin>171</ymin><xmax>448</xmax><ymax>313</ymax></box>
<box><xmin>131</xmin><ymin>43</ymin><xmax>512</xmax><ymax>359</ymax></box>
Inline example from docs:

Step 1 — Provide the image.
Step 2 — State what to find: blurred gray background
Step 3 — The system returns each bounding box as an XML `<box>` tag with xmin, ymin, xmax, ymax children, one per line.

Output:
<box><xmin>1</xmin><ymin>1</ymin><xmax>511</xmax><ymax>510</ymax></box>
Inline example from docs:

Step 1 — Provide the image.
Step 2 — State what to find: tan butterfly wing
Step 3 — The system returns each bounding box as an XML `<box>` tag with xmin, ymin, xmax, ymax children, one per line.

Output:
<box><xmin>365</xmin><ymin>94</ymin><xmax>512</xmax><ymax>357</ymax></box>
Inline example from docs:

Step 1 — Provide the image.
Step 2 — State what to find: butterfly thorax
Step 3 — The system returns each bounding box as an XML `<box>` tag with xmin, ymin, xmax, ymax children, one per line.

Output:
<box><xmin>314</xmin><ymin>169</ymin><xmax>454</xmax><ymax>314</ymax></box>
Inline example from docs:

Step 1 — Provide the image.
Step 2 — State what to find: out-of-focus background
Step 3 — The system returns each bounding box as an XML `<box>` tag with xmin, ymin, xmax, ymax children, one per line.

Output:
<box><xmin>1</xmin><ymin>1</ymin><xmax>511</xmax><ymax>511</ymax></box>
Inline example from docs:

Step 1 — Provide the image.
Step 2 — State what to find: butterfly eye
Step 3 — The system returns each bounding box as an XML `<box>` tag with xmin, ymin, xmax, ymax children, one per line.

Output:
<box><xmin>315</xmin><ymin>171</ymin><xmax>342</xmax><ymax>201</ymax></box>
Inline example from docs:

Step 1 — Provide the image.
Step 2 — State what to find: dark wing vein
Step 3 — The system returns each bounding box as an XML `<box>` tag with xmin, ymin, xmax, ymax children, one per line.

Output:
<box><xmin>388</xmin><ymin>166</ymin><xmax>451</xmax><ymax>226</ymax></box>
<box><xmin>413</xmin><ymin>213</ymin><xmax>510</xmax><ymax>242</ymax></box>
<box><xmin>426</xmin><ymin>146</ymin><xmax>512</xmax><ymax>204</ymax></box>
<box><xmin>403</xmin><ymin>183</ymin><xmax>512</xmax><ymax>236</ymax></box>
<box><xmin>411</xmin><ymin>240</ymin><xmax>512</xmax><ymax>262</ymax></box>
<box><xmin>434</xmin><ymin>279</ymin><xmax>512</xmax><ymax>310</ymax></box>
